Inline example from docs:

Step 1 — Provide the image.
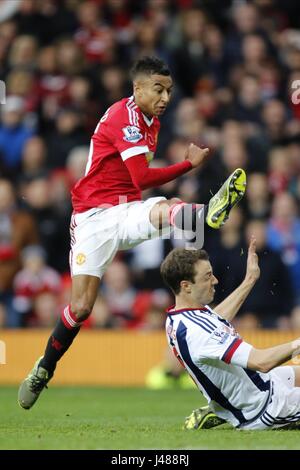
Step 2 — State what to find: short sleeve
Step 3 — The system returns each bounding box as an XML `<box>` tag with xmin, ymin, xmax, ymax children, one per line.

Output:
<box><xmin>102</xmin><ymin>108</ymin><xmax>149</xmax><ymax>161</ymax></box>
<box><xmin>195</xmin><ymin>325</ymin><xmax>253</xmax><ymax>368</ymax></box>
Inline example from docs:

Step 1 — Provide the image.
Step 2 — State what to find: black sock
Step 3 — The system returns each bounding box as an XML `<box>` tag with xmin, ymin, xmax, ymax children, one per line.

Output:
<box><xmin>39</xmin><ymin>317</ymin><xmax>80</xmax><ymax>374</ymax></box>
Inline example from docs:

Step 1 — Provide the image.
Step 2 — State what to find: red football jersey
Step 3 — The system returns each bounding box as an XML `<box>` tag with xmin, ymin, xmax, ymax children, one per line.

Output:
<box><xmin>71</xmin><ymin>96</ymin><xmax>160</xmax><ymax>212</ymax></box>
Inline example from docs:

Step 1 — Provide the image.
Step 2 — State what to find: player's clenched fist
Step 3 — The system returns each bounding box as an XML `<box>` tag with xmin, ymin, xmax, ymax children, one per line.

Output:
<box><xmin>185</xmin><ymin>143</ymin><xmax>210</xmax><ymax>169</ymax></box>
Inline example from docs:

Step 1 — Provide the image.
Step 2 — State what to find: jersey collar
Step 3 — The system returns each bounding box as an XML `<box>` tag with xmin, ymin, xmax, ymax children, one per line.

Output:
<box><xmin>129</xmin><ymin>96</ymin><xmax>154</xmax><ymax>127</ymax></box>
<box><xmin>166</xmin><ymin>305</ymin><xmax>209</xmax><ymax>315</ymax></box>
<box><xmin>142</xmin><ymin>113</ymin><xmax>153</xmax><ymax>127</ymax></box>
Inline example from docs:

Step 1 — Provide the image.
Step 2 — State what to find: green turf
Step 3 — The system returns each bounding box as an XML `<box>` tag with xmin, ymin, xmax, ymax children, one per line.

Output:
<box><xmin>0</xmin><ymin>386</ymin><xmax>299</xmax><ymax>449</ymax></box>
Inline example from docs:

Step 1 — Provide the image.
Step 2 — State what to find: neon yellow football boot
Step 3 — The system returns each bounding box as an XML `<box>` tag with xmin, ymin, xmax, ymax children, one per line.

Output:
<box><xmin>183</xmin><ymin>405</ymin><xmax>226</xmax><ymax>430</ymax></box>
<box><xmin>206</xmin><ymin>168</ymin><xmax>246</xmax><ymax>229</ymax></box>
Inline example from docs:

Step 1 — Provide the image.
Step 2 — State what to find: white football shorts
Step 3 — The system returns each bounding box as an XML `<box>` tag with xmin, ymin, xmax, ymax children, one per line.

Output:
<box><xmin>240</xmin><ymin>366</ymin><xmax>300</xmax><ymax>430</ymax></box>
<box><xmin>69</xmin><ymin>197</ymin><xmax>171</xmax><ymax>278</ymax></box>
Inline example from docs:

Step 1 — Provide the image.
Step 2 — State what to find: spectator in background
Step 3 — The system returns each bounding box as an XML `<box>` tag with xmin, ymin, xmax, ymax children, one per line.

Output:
<box><xmin>102</xmin><ymin>0</ymin><xmax>135</xmax><ymax>48</ymax></box>
<box><xmin>171</xmin><ymin>8</ymin><xmax>208</xmax><ymax>96</ymax></box>
<box><xmin>20</xmin><ymin>136</ymin><xmax>47</xmax><ymax>182</ymax></box>
<box><xmin>65</xmin><ymin>145</ymin><xmax>89</xmax><ymax>186</ymax></box>
<box><xmin>0</xmin><ymin>178</ymin><xmax>38</xmax><ymax>326</ymax></box>
<box><xmin>45</xmin><ymin>107</ymin><xmax>89</xmax><ymax>169</ymax></box>
<box><xmin>102</xmin><ymin>260</ymin><xmax>149</xmax><ymax>329</ymax></box>
<box><xmin>12</xmin><ymin>0</ymin><xmax>47</xmax><ymax>42</ymax></box>
<box><xmin>267</xmin><ymin>192</ymin><xmax>300</xmax><ymax>304</ymax></box>
<box><xmin>194</xmin><ymin>79</ymin><xmax>224</xmax><ymax>129</ymax></box>
<box><xmin>203</xmin><ymin>24</ymin><xmax>228</xmax><ymax>88</ymax></box>
<box><xmin>142</xmin><ymin>0</ymin><xmax>172</xmax><ymax>37</ymax></box>
<box><xmin>177</xmin><ymin>176</ymin><xmax>200</xmax><ymax>204</ymax></box>
<box><xmin>131</xmin><ymin>18</ymin><xmax>167</xmax><ymax>64</ymax></box>
<box><xmin>0</xmin><ymin>96</ymin><xmax>35</xmax><ymax>177</ymax></box>
<box><xmin>6</xmin><ymin>69</ymin><xmax>38</xmax><ymax>115</ymax></box>
<box><xmin>230</xmin><ymin>74</ymin><xmax>262</xmax><ymax>125</ymax></box>
<box><xmin>258</xmin><ymin>62</ymin><xmax>282</xmax><ymax>102</ymax></box>
<box><xmin>74</xmin><ymin>1</ymin><xmax>117</xmax><ymax>66</ymax></box>
<box><xmin>13</xmin><ymin>245</ymin><xmax>61</xmax><ymax>327</ymax></box>
<box><xmin>244</xmin><ymin>172</ymin><xmax>271</xmax><ymax>220</ymax></box>
<box><xmin>0</xmin><ymin>0</ymin><xmax>21</xmax><ymax>23</ymax></box>
<box><xmin>8</xmin><ymin>34</ymin><xmax>38</xmax><ymax>71</ymax></box>
<box><xmin>225</xmin><ymin>2</ymin><xmax>262</xmax><ymax>66</ymax></box>
<box><xmin>221</xmin><ymin>139</ymin><xmax>248</xmax><ymax>175</ymax></box>
<box><xmin>36</xmin><ymin>44</ymin><xmax>70</xmax><ymax>129</ymax></box>
<box><xmin>12</xmin><ymin>0</ymin><xmax>78</xmax><ymax>45</ymax></box>
<box><xmin>287</xmin><ymin>140</ymin><xmax>300</xmax><ymax>183</ymax></box>
<box><xmin>239</xmin><ymin>219</ymin><xmax>295</xmax><ymax>329</ymax></box>
<box><xmin>97</xmin><ymin>65</ymin><xmax>131</xmax><ymax>111</ymax></box>
<box><xmin>290</xmin><ymin>172</ymin><xmax>300</xmax><ymax>203</ymax></box>
<box><xmin>261</xmin><ymin>99</ymin><xmax>288</xmax><ymax>146</ymax></box>
<box><xmin>268</xmin><ymin>147</ymin><xmax>293</xmax><ymax>195</ymax></box>
<box><xmin>129</xmin><ymin>237</ymin><xmax>173</xmax><ymax>290</ymax></box>
<box><xmin>68</xmin><ymin>75</ymin><xmax>98</xmax><ymax>134</ymax></box>
<box><xmin>48</xmin><ymin>169</ymin><xmax>72</xmax><ymax>219</ymax></box>
<box><xmin>56</xmin><ymin>38</ymin><xmax>85</xmax><ymax>77</ymax></box>
<box><xmin>243</xmin><ymin>99</ymin><xmax>289</xmax><ymax>173</ymax></box>
<box><xmin>208</xmin><ymin>206</ymin><xmax>245</xmax><ymax>307</ymax></box>
<box><xmin>174</xmin><ymin>98</ymin><xmax>206</xmax><ymax>145</ymax></box>
<box><xmin>21</xmin><ymin>175</ymin><xmax>70</xmax><ymax>273</ymax></box>
<box><xmin>241</xmin><ymin>34</ymin><xmax>270</xmax><ymax>76</ymax></box>
<box><xmin>32</xmin><ymin>292</ymin><xmax>60</xmax><ymax>328</ymax></box>
<box><xmin>0</xmin><ymin>20</ymin><xmax>17</xmax><ymax>78</ymax></box>
<box><xmin>141</xmin><ymin>288</ymin><xmax>172</xmax><ymax>330</ymax></box>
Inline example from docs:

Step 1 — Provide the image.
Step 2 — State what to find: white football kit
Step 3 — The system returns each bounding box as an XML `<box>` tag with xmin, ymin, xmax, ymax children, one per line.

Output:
<box><xmin>70</xmin><ymin>196</ymin><xmax>170</xmax><ymax>278</ymax></box>
<box><xmin>166</xmin><ymin>306</ymin><xmax>300</xmax><ymax>430</ymax></box>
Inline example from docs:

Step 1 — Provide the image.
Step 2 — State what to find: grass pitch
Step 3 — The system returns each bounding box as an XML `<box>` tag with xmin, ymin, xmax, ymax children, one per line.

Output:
<box><xmin>0</xmin><ymin>387</ymin><xmax>299</xmax><ymax>450</ymax></box>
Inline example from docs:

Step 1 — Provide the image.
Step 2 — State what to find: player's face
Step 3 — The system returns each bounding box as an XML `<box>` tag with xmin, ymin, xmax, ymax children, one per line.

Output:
<box><xmin>190</xmin><ymin>260</ymin><xmax>218</xmax><ymax>305</ymax></box>
<box><xmin>133</xmin><ymin>74</ymin><xmax>173</xmax><ymax>117</ymax></box>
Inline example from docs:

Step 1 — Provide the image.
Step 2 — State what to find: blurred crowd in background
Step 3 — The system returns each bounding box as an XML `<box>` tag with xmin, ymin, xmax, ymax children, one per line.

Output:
<box><xmin>0</xmin><ymin>0</ymin><xmax>300</xmax><ymax>331</ymax></box>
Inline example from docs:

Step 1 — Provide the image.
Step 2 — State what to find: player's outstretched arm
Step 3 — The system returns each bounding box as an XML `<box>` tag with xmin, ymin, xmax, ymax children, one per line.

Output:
<box><xmin>214</xmin><ymin>237</ymin><xmax>260</xmax><ymax>321</ymax></box>
<box><xmin>247</xmin><ymin>338</ymin><xmax>300</xmax><ymax>373</ymax></box>
<box><xmin>124</xmin><ymin>144</ymin><xmax>209</xmax><ymax>190</ymax></box>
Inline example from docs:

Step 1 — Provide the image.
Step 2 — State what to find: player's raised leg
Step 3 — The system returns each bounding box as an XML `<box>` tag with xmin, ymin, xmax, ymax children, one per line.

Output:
<box><xmin>206</xmin><ymin>168</ymin><xmax>246</xmax><ymax>229</ymax></box>
<box><xmin>149</xmin><ymin>168</ymin><xmax>247</xmax><ymax>234</ymax></box>
<box><xmin>18</xmin><ymin>275</ymin><xmax>99</xmax><ymax>409</ymax></box>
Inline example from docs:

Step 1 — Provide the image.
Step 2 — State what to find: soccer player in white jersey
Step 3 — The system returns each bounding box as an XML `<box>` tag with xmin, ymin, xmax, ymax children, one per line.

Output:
<box><xmin>161</xmin><ymin>238</ymin><xmax>300</xmax><ymax>430</ymax></box>
<box><xmin>18</xmin><ymin>56</ymin><xmax>246</xmax><ymax>410</ymax></box>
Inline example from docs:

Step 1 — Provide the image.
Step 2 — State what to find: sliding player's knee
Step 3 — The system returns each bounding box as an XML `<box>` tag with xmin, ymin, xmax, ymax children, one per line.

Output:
<box><xmin>71</xmin><ymin>300</ymin><xmax>93</xmax><ymax>321</ymax></box>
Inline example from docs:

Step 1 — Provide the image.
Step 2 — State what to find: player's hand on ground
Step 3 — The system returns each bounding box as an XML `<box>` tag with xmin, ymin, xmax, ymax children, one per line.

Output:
<box><xmin>185</xmin><ymin>143</ymin><xmax>210</xmax><ymax>169</ymax></box>
<box><xmin>245</xmin><ymin>237</ymin><xmax>260</xmax><ymax>283</ymax></box>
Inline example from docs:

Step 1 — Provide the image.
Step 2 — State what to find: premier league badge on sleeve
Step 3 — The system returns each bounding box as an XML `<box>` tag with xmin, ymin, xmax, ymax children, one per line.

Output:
<box><xmin>210</xmin><ymin>326</ymin><xmax>231</xmax><ymax>344</ymax></box>
<box><xmin>122</xmin><ymin>126</ymin><xmax>143</xmax><ymax>143</ymax></box>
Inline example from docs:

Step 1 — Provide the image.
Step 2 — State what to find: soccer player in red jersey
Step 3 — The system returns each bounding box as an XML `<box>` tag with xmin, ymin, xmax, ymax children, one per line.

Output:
<box><xmin>18</xmin><ymin>57</ymin><xmax>246</xmax><ymax>409</ymax></box>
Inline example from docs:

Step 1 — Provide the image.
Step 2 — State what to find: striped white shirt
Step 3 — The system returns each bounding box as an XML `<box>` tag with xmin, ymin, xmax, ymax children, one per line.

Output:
<box><xmin>166</xmin><ymin>305</ymin><xmax>272</xmax><ymax>428</ymax></box>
